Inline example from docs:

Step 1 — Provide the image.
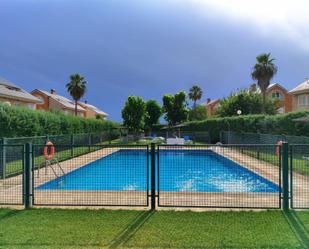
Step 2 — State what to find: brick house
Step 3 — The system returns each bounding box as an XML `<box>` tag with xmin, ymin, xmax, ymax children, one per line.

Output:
<box><xmin>290</xmin><ymin>79</ymin><xmax>309</xmax><ymax>111</ymax></box>
<box><xmin>0</xmin><ymin>77</ymin><xmax>40</xmax><ymax>109</ymax></box>
<box><xmin>204</xmin><ymin>98</ymin><xmax>221</xmax><ymax>116</ymax></box>
<box><xmin>78</xmin><ymin>101</ymin><xmax>108</xmax><ymax>119</ymax></box>
<box><xmin>31</xmin><ymin>89</ymin><xmax>85</xmax><ymax>116</ymax></box>
<box><xmin>266</xmin><ymin>83</ymin><xmax>292</xmax><ymax>114</ymax></box>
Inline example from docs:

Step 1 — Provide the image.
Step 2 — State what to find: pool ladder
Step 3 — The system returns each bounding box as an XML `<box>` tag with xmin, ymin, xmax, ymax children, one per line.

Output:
<box><xmin>37</xmin><ymin>158</ymin><xmax>66</xmax><ymax>179</ymax></box>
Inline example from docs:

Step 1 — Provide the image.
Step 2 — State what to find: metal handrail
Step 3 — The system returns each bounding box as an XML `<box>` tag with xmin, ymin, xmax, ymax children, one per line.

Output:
<box><xmin>37</xmin><ymin>158</ymin><xmax>65</xmax><ymax>178</ymax></box>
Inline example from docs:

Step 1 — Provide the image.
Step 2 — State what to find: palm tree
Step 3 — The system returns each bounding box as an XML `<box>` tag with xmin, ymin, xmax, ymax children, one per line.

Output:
<box><xmin>251</xmin><ymin>53</ymin><xmax>277</xmax><ymax>113</ymax></box>
<box><xmin>188</xmin><ymin>85</ymin><xmax>203</xmax><ymax>108</ymax></box>
<box><xmin>66</xmin><ymin>74</ymin><xmax>87</xmax><ymax>116</ymax></box>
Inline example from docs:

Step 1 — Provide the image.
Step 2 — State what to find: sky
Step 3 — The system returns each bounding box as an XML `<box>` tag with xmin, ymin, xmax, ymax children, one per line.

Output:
<box><xmin>1</xmin><ymin>0</ymin><xmax>309</xmax><ymax>121</ymax></box>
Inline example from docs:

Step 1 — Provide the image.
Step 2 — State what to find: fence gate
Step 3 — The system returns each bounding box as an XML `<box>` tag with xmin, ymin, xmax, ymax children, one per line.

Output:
<box><xmin>290</xmin><ymin>145</ymin><xmax>309</xmax><ymax>209</ymax></box>
<box><xmin>157</xmin><ymin>144</ymin><xmax>282</xmax><ymax>209</ymax></box>
<box><xmin>31</xmin><ymin>144</ymin><xmax>149</xmax><ymax>207</ymax></box>
<box><xmin>0</xmin><ymin>144</ymin><xmax>25</xmax><ymax>205</ymax></box>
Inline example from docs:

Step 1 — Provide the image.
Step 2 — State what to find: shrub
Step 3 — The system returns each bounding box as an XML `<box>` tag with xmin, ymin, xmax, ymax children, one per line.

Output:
<box><xmin>0</xmin><ymin>103</ymin><xmax>116</xmax><ymax>137</ymax></box>
<box><xmin>216</xmin><ymin>89</ymin><xmax>278</xmax><ymax>117</ymax></box>
<box><xmin>183</xmin><ymin>111</ymin><xmax>309</xmax><ymax>142</ymax></box>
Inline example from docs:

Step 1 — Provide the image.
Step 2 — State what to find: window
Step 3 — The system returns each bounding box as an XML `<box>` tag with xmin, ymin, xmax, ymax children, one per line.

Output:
<box><xmin>6</xmin><ymin>86</ymin><xmax>20</xmax><ymax>91</ymax></box>
<box><xmin>1</xmin><ymin>101</ymin><xmax>11</xmax><ymax>106</ymax></box>
<box><xmin>298</xmin><ymin>95</ymin><xmax>309</xmax><ymax>107</ymax></box>
<box><xmin>271</xmin><ymin>91</ymin><xmax>284</xmax><ymax>100</ymax></box>
<box><xmin>277</xmin><ymin>107</ymin><xmax>285</xmax><ymax>114</ymax></box>
<box><xmin>37</xmin><ymin>96</ymin><xmax>45</xmax><ymax>104</ymax></box>
<box><xmin>27</xmin><ymin>103</ymin><xmax>35</xmax><ymax>109</ymax></box>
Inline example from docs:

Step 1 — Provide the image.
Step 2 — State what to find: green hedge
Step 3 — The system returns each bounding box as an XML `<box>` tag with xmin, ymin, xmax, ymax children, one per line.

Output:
<box><xmin>183</xmin><ymin>111</ymin><xmax>309</xmax><ymax>142</ymax></box>
<box><xmin>0</xmin><ymin>104</ymin><xmax>117</xmax><ymax>137</ymax></box>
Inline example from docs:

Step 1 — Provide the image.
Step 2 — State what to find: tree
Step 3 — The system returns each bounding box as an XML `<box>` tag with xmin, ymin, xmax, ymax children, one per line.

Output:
<box><xmin>188</xmin><ymin>105</ymin><xmax>208</xmax><ymax>121</ymax></box>
<box><xmin>145</xmin><ymin>100</ymin><xmax>162</xmax><ymax>133</ymax></box>
<box><xmin>162</xmin><ymin>91</ymin><xmax>189</xmax><ymax>126</ymax></box>
<box><xmin>121</xmin><ymin>96</ymin><xmax>146</xmax><ymax>133</ymax></box>
<box><xmin>188</xmin><ymin>85</ymin><xmax>203</xmax><ymax>107</ymax></box>
<box><xmin>251</xmin><ymin>53</ymin><xmax>277</xmax><ymax>113</ymax></box>
<box><xmin>216</xmin><ymin>89</ymin><xmax>278</xmax><ymax>117</ymax></box>
<box><xmin>66</xmin><ymin>74</ymin><xmax>87</xmax><ymax>116</ymax></box>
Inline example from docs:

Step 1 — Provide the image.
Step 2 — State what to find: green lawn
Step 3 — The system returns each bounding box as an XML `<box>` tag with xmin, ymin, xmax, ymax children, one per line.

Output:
<box><xmin>0</xmin><ymin>208</ymin><xmax>309</xmax><ymax>249</ymax></box>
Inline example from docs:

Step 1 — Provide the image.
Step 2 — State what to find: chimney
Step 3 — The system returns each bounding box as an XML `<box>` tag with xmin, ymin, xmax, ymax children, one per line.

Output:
<box><xmin>50</xmin><ymin>89</ymin><xmax>56</xmax><ymax>94</ymax></box>
<box><xmin>84</xmin><ymin>100</ymin><xmax>88</xmax><ymax>104</ymax></box>
<box><xmin>207</xmin><ymin>98</ymin><xmax>211</xmax><ymax>104</ymax></box>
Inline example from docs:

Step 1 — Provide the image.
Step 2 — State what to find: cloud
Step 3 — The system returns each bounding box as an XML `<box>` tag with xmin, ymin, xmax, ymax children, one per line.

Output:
<box><xmin>189</xmin><ymin>0</ymin><xmax>309</xmax><ymax>51</ymax></box>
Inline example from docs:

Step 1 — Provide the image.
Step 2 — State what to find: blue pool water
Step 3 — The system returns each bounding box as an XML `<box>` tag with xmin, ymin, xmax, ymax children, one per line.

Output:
<box><xmin>37</xmin><ymin>150</ymin><xmax>279</xmax><ymax>192</ymax></box>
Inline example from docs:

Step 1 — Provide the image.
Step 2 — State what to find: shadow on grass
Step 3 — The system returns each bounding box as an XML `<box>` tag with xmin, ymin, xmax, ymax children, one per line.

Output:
<box><xmin>284</xmin><ymin>211</ymin><xmax>309</xmax><ymax>249</ymax></box>
<box><xmin>109</xmin><ymin>210</ymin><xmax>155</xmax><ymax>249</ymax></box>
<box><xmin>0</xmin><ymin>209</ymin><xmax>23</xmax><ymax>221</ymax></box>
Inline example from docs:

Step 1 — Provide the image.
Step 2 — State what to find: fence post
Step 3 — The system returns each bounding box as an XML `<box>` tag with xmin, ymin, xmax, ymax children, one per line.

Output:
<box><xmin>193</xmin><ymin>132</ymin><xmax>196</xmax><ymax>145</ymax></box>
<box><xmin>70</xmin><ymin>134</ymin><xmax>74</xmax><ymax>157</ymax></box>
<box><xmin>282</xmin><ymin>142</ymin><xmax>289</xmax><ymax>212</ymax></box>
<box><xmin>88</xmin><ymin>134</ymin><xmax>91</xmax><ymax>152</ymax></box>
<box><xmin>0</xmin><ymin>138</ymin><xmax>7</xmax><ymax>180</ymax></box>
<box><xmin>100</xmin><ymin>132</ymin><xmax>103</xmax><ymax>144</ymax></box>
<box><xmin>290</xmin><ymin>145</ymin><xmax>293</xmax><ymax>209</ymax></box>
<box><xmin>24</xmin><ymin>142</ymin><xmax>32</xmax><ymax>209</ymax></box>
<box><xmin>151</xmin><ymin>143</ymin><xmax>156</xmax><ymax>210</ymax></box>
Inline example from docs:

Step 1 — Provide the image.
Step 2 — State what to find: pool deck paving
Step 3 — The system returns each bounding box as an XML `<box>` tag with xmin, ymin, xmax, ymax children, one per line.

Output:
<box><xmin>0</xmin><ymin>146</ymin><xmax>308</xmax><ymax>209</ymax></box>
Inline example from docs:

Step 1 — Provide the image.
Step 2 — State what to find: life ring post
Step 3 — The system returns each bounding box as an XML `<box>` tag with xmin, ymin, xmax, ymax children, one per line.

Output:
<box><xmin>44</xmin><ymin>141</ymin><xmax>55</xmax><ymax>161</ymax></box>
<box><xmin>276</xmin><ymin>140</ymin><xmax>283</xmax><ymax>157</ymax></box>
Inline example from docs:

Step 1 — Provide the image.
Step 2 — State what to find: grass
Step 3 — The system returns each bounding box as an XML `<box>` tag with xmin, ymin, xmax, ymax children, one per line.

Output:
<box><xmin>0</xmin><ymin>208</ymin><xmax>309</xmax><ymax>249</ymax></box>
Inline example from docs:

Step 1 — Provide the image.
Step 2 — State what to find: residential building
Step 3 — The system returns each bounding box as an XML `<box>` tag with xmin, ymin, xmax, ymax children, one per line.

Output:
<box><xmin>266</xmin><ymin>83</ymin><xmax>292</xmax><ymax>114</ymax></box>
<box><xmin>0</xmin><ymin>77</ymin><xmax>40</xmax><ymax>109</ymax></box>
<box><xmin>204</xmin><ymin>98</ymin><xmax>220</xmax><ymax>116</ymax></box>
<box><xmin>290</xmin><ymin>79</ymin><xmax>309</xmax><ymax>111</ymax></box>
<box><xmin>78</xmin><ymin>101</ymin><xmax>108</xmax><ymax>119</ymax></box>
<box><xmin>31</xmin><ymin>89</ymin><xmax>85</xmax><ymax>116</ymax></box>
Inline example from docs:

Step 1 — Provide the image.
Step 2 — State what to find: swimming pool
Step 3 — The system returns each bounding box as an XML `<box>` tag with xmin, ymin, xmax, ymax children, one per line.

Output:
<box><xmin>37</xmin><ymin>149</ymin><xmax>279</xmax><ymax>192</ymax></box>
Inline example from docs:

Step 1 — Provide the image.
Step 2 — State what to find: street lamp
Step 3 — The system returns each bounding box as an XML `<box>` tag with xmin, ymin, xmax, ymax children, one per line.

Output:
<box><xmin>237</xmin><ymin>109</ymin><xmax>243</xmax><ymax>144</ymax></box>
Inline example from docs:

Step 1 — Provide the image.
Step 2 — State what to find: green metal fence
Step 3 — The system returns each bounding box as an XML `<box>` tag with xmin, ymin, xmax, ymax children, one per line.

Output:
<box><xmin>0</xmin><ymin>131</ymin><xmax>119</xmax><ymax>179</ymax></box>
<box><xmin>31</xmin><ymin>144</ymin><xmax>149</xmax><ymax>207</ymax></box>
<box><xmin>220</xmin><ymin>131</ymin><xmax>309</xmax><ymax>145</ymax></box>
<box><xmin>0</xmin><ymin>141</ymin><xmax>307</xmax><ymax>210</ymax></box>
<box><xmin>0</xmin><ymin>144</ymin><xmax>24</xmax><ymax>205</ymax></box>
<box><xmin>290</xmin><ymin>144</ymin><xmax>309</xmax><ymax>209</ymax></box>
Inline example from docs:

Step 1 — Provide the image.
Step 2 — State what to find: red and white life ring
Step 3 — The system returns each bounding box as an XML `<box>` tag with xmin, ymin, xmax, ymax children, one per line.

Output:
<box><xmin>276</xmin><ymin>140</ymin><xmax>283</xmax><ymax>156</ymax></box>
<box><xmin>44</xmin><ymin>141</ymin><xmax>55</xmax><ymax>160</ymax></box>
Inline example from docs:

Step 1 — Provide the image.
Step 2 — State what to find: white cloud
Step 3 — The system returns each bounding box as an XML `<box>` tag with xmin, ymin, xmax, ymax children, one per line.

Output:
<box><xmin>189</xmin><ymin>0</ymin><xmax>309</xmax><ymax>51</ymax></box>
